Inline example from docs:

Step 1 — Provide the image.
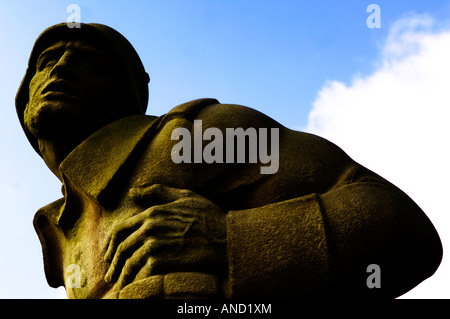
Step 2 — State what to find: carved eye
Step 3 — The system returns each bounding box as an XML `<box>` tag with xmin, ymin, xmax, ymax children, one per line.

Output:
<box><xmin>37</xmin><ymin>55</ymin><xmax>58</xmax><ymax>71</ymax></box>
<box><xmin>79</xmin><ymin>58</ymin><xmax>104</xmax><ymax>74</ymax></box>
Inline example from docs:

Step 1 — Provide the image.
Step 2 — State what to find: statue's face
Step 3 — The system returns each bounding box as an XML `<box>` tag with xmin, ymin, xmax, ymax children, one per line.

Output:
<box><xmin>24</xmin><ymin>37</ymin><xmax>121</xmax><ymax>140</ymax></box>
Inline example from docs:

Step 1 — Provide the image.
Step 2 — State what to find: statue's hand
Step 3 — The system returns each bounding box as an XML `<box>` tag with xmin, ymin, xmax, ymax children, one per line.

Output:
<box><xmin>103</xmin><ymin>184</ymin><xmax>227</xmax><ymax>290</ymax></box>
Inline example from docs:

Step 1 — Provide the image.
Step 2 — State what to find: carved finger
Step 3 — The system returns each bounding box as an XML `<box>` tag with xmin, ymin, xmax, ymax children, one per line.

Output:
<box><xmin>104</xmin><ymin>219</ymin><xmax>156</xmax><ymax>283</ymax></box>
<box><xmin>104</xmin><ymin>216</ymin><xmax>143</xmax><ymax>263</ymax></box>
<box><xmin>104</xmin><ymin>204</ymin><xmax>187</xmax><ymax>266</ymax></box>
<box><xmin>115</xmin><ymin>240</ymin><xmax>154</xmax><ymax>290</ymax></box>
<box><xmin>130</xmin><ymin>184</ymin><xmax>193</xmax><ymax>207</ymax></box>
<box><xmin>115</xmin><ymin>238</ymin><xmax>183</xmax><ymax>290</ymax></box>
<box><xmin>104</xmin><ymin>217</ymin><xmax>188</xmax><ymax>284</ymax></box>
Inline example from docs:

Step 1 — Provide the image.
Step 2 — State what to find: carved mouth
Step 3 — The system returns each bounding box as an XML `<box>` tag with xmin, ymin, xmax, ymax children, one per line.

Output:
<box><xmin>41</xmin><ymin>80</ymin><xmax>74</xmax><ymax>97</ymax></box>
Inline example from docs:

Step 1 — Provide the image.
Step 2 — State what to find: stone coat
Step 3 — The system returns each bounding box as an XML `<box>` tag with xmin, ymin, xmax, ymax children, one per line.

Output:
<box><xmin>33</xmin><ymin>98</ymin><xmax>442</xmax><ymax>298</ymax></box>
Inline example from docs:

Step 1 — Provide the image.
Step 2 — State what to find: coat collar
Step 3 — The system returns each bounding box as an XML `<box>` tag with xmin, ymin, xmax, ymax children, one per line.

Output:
<box><xmin>59</xmin><ymin>98</ymin><xmax>219</xmax><ymax>204</ymax></box>
<box><xmin>60</xmin><ymin>114</ymin><xmax>157</xmax><ymax>205</ymax></box>
<box><xmin>57</xmin><ymin>98</ymin><xmax>219</xmax><ymax>225</ymax></box>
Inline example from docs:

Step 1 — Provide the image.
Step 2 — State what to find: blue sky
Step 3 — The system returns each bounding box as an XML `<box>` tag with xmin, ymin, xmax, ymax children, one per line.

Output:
<box><xmin>1</xmin><ymin>1</ymin><xmax>450</xmax><ymax>298</ymax></box>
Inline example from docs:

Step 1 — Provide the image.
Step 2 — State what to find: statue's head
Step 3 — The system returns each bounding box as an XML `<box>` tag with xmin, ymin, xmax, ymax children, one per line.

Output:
<box><xmin>16</xmin><ymin>23</ymin><xmax>150</xmax><ymax>155</ymax></box>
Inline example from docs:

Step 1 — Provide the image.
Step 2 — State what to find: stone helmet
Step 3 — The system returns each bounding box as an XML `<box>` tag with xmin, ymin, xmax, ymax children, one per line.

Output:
<box><xmin>15</xmin><ymin>22</ymin><xmax>150</xmax><ymax>155</ymax></box>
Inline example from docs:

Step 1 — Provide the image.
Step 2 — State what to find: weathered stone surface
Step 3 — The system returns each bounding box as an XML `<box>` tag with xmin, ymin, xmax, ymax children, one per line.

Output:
<box><xmin>16</xmin><ymin>23</ymin><xmax>442</xmax><ymax>299</ymax></box>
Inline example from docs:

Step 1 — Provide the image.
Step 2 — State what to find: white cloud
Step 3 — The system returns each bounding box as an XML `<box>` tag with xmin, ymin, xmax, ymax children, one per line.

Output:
<box><xmin>306</xmin><ymin>14</ymin><xmax>450</xmax><ymax>299</ymax></box>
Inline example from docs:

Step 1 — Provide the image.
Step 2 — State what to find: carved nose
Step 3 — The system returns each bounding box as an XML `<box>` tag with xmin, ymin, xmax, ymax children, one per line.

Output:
<box><xmin>50</xmin><ymin>51</ymin><xmax>74</xmax><ymax>78</ymax></box>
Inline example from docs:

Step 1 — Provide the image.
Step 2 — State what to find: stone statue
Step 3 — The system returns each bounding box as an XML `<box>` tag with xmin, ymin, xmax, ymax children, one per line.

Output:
<box><xmin>16</xmin><ymin>23</ymin><xmax>442</xmax><ymax>299</ymax></box>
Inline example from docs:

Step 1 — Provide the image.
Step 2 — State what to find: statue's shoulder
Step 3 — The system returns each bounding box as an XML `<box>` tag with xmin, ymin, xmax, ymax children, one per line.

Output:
<box><xmin>175</xmin><ymin>99</ymin><xmax>356</xmax><ymax>170</ymax></box>
<box><xmin>166</xmin><ymin>98</ymin><xmax>220</xmax><ymax>116</ymax></box>
<box><xmin>167</xmin><ymin>98</ymin><xmax>285</xmax><ymax>130</ymax></box>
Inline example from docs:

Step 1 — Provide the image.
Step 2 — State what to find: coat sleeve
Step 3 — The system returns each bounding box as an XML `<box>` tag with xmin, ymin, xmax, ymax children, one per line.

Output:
<box><xmin>194</xmin><ymin>103</ymin><xmax>442</xmax><ymax>298</ymax></box>
<box><xmin>225</xmin><ymin>166</ymin><xmax>442</xmax><ymax>298</ymax></box>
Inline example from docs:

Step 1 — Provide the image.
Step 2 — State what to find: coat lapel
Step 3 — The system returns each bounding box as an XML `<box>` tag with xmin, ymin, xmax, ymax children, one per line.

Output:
<box><xmin>57</xmin><ymin>115</ymin><xmax>157</xmax><ymax>229</ymax></box>
<box><xmin>33</xmin><ymin>99</ymin><xmax>221</xmax><ymax>288</ymax></box>
<box><xmin>57</xmin><ymin>98</ymin><xmax>219</xmax><ymax>225</ymax></box>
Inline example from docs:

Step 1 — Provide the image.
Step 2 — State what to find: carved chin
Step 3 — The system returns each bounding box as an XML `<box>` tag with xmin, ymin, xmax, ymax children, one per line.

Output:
<box><xmin>24</xmin><ymin>101</ymin><xmax>76</xmax><ymax>139</ymax></box>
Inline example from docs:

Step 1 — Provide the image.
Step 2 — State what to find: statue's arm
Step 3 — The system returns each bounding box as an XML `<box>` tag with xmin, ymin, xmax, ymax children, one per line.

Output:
<box><xmin>225</xmin><ymin>172</ymin><xmax>442</xmax><ymax>298</ymax></box>
<box><xmin>196</xmin><ymin>103</ymin><xmax>442</xmax><ymax>298</ymax></box>
<box><xmin>100</xmin><ymin>103</ymin><xmax>442</xmax><ymax>298</ymax></box>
